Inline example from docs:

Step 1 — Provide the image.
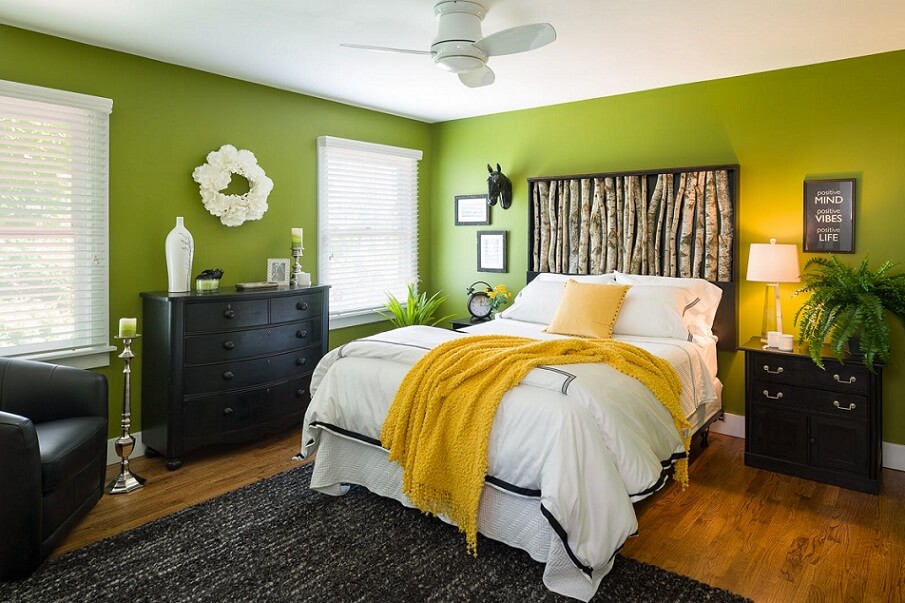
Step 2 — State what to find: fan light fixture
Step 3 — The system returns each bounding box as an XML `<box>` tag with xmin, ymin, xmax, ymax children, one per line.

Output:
<box><xmin>341</xmin><ymin>0</ymin><xmax>556</xmax><ymax>88</ymax></box>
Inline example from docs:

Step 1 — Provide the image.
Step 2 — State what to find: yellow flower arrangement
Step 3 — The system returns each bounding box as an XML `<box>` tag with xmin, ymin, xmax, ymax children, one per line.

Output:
<box><xmin>485</xmin><ymin>284</ymin><xmax>512</xmax><ymax>314</ymax></box>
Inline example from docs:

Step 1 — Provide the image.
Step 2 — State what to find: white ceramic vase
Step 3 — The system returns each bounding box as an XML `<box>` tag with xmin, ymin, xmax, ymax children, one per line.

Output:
<box><xmin>165</xmin><ymin>216</ymin><xmax>194</xmax><ymax>293</ymax></box>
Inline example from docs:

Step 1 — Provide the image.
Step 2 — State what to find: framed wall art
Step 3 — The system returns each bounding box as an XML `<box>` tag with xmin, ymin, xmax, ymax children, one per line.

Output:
<box><xmin>455</xmin><ymin>194</ymin><xmax>490</xmax><ymax>225</ymax></box>
<box><xmin>477</xmin><ymin>230</ymin><xmax>507</xmax><ymax>273</ymax></box>
<box><xmin>803</xmin><ymin>178</ymin><xmax>855</xmax><ymax>253</ymax></box>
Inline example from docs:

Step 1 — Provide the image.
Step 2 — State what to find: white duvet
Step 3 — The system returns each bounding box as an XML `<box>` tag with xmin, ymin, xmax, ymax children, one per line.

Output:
<box><xmin>300</xmin><ymin>323</ymin><xmax>716</xmax><ymax>601</ymax></box>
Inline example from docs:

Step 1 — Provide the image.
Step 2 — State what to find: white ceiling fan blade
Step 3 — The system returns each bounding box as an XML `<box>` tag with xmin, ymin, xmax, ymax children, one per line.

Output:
<box><xmin>459</xmin><ymin>65</ymin><xmax>495</xmax><ymax>88</ymax></box>
<box><xmin>340</xmin><ymin>43</ymin><xmax>431</xmax><ymax>56</ymax></box>
<box><xmin>474</xmin><ymin>23</ymin><xmax>556</xmax><ymax>57</ymax></box>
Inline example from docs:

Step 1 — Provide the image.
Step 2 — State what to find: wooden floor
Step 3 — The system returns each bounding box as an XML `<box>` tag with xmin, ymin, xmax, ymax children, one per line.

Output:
<box><xmin>58</xmin><ymin>431</ymin><xmax>904</xmax><ymax>603</ymax></box>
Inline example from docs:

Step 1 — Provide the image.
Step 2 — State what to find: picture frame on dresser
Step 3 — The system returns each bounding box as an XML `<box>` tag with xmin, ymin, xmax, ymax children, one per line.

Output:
<box><xmin>267</xmin><ymin>258</ymin><xmax>290</xmax><ymax>285</ymax></box>
<box><xmin>139</xmin><ymin>286</ymin><xmax>329</xmax><ymax>470</ymax></box>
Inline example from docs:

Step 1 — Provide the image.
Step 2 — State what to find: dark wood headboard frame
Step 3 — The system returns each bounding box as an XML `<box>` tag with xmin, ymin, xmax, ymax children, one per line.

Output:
<box><xmin>526</xmin><ymin>164</ymin><xmax>739</xmax><ymax>351</ymax></box>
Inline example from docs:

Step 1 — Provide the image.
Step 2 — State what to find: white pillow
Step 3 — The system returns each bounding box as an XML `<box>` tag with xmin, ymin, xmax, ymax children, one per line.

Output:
<box><xmin>500</xmin><ymin>274</ymin><xmax>617</xmax><ymax>324</ymax></box>
<box><xmin>613</xmin><ymin>285</ymin><xmax>695</xmax><ymax>341</ymax></box>
<box><xmin>614</xmin><ymin>272</ymin><xmax>722</xmax><ymax>337</ymax></box>
<box><xmin>536</xmin><ymin>272</ymin><xmax>617</xmax><ymax>284</ymax></box>
<box><xmin>498</xmin><ymin>279</ymin><xmax>566</xmax><ymax>324</ymax></box>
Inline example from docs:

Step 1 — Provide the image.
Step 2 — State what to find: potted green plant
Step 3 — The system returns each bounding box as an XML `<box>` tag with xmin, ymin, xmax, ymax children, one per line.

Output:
<box><xmin>793</xmin><ymin>256</ymin><xmax>905</xmax><ymax>371</ymax></box>
<box><xmin>378</xmin><ymin>283</ymin><xmax>456</xmax><ymax>328</ymax></box>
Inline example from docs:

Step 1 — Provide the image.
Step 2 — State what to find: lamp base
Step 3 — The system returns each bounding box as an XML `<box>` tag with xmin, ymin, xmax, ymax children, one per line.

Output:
<box><xmin>759</xmin><ymin>282</ymin><xmax>782</xmax><ymax>342</ymax></box>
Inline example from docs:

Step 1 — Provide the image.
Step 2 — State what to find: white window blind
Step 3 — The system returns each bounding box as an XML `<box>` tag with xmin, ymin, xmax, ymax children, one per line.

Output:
<box><xmin>0</xmin><ymin>79</ymin><xmax>113</xmax><ymax>362</ymax></box>
<box><xmin>317</xmin><ymin>136</ymin><xmax>422</xmax><ymax>327</ymax></box>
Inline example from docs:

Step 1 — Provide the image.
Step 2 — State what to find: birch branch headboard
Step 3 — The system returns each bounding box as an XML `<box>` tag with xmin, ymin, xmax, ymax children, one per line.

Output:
<box><xmin>527</xmin><ymin>164</ymin><xmax>739</xmax><ymax>351</ymax></box>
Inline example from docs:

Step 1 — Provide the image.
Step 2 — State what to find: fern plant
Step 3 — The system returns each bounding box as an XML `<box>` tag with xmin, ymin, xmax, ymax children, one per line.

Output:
<box><xmin>378</xmin><ymin>283</ymin><xmax>456</xmax><ymax>328</ymax></box>
<box><xmin>793</xmin><ymin>256</ymin><xmax>905</xmax><ymax>371</ymax></box>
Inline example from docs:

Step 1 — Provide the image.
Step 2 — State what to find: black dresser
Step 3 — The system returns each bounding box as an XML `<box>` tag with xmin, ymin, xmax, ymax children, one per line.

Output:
<box><xmin>140</xmin><ymin>286</ymin><xmax>329</xmax><ymax>469</ymax></box>
<box><xmin>739</xmin><ymin>337</ymin><xmax>882</xmax><ymax>493</ymax></box>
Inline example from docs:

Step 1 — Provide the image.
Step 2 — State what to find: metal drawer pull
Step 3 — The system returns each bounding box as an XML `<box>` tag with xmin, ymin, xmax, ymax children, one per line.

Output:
<box><xmin>296</xmin><ymin>357</ymin><xmax>307</xmax><ymax>366</ymax></box>
<box><xmin>762</xmin><ymin>365</ymin><xmax>783</xmax><ymax>375</ymax></box>
<box><xmin>833</xmin><ymin>374</ymin><xmax>856</xmax><ymax>385</ymax></box>
<box><xmin>297</xmin><ymin>330</ymin><xmax>308</xmax><ymax>338</ymax></box>
<box><xmin>223</xmin><ymin>305</ymin><xmax>236</xmax><ymax>319</ymax></box>
<box><xmin>223</xmin><ymin>371</ymin><xmax>234</xmax><ymax>381</ymax></box>
<box><xmin>833</xmin><ymin>400</ymin><xmax>857</xmax><ymax>411</ymax></box>
<box><xmin>223</xmin><ymin>406</ymin><xmax>234</xmax><ymax>416</ymax></box>
<box><xmin>296</xmin><ymin>302</ymin><xmax>308</xmax><ymax>311</ymax></box>
<box><xmin>223</xmin><ymin>340</ymin><xmax>235</xmax><ymax>350</ymax></box>
<box><xmin>762</xmin><ymin>390</ymin><xmax>783</xmax><ymax>400</ymax></box>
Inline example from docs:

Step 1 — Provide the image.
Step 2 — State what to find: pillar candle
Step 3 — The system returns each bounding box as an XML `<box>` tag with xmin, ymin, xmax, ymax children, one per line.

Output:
<box><xmin>118</xmin><ymin>317</ymin><xmax>137</xmax><ymax>338</ymax></box>
<box><xmin>291</xmin><ymin>228</ymin><xmax>303</xmax><ymax>247</ymax></box>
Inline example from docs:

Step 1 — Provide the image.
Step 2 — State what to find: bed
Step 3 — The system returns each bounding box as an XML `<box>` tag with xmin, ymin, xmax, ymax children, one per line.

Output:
<box><xmin>299</xmin><ymin>166</ymin><xmax>738</xmax><ymax>601</ymax></box>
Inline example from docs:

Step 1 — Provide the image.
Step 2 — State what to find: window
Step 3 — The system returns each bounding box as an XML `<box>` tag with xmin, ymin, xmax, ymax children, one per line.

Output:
<box><xmin>0</xmin><ymin>79</ymin><xmax>113</xmax><ymax>367</ymax></box>
<box><xmin>317</xmin><ymin>136</ymin><xmax>422</xmax><ymax>328</ymax></box>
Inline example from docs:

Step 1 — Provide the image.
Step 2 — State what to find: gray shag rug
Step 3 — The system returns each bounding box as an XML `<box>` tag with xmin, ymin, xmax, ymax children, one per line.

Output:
<box><xmin>0</xmin><ymin>463</ymin><xmax>750</xmax><ymax>602</ymax></box>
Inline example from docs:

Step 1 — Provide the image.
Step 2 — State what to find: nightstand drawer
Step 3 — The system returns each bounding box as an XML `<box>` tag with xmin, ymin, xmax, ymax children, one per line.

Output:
<box><xmin>748</xmin><ymin>351</ymin><xmax>868</xmax><ymax>394</ymax></box>
<box><xmin>753</xmin><ymin>380</ymin><xmax>868</xmax><ymax>420</ymax></box>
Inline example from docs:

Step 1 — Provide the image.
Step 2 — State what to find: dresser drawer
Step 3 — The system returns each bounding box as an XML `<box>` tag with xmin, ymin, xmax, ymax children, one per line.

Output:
<box><xmin>185</xmin><ymin>299</ymin><xmax>269</xmax><ymax>332</ymax></box>
<box><xmin>748</xmin><ymin>351</ymin><xmax>868</xmax><ymax>394</ymax></box>
<box><xmin>753</xmin><ymin>380</ymin><xmax>868</xmax><ymax>420</ymax></box>
<box><xmin>183</xmin><ymin>347</ymin><xmax>319</xmax><ymax>395</ymax></box>
<box><xmin>271</xmin><ymin>292</ymin><xmax>323</xmax><ymax>323</ymax></box>
<box><xmin>184</xmin><ymin>320</ymin><xmax>321</xmax><ymax>364</ymax></box>
<box><xmin>181</xmin><ymin>375</ymin><xmax>311</xmax><ymax>440</ymax></box>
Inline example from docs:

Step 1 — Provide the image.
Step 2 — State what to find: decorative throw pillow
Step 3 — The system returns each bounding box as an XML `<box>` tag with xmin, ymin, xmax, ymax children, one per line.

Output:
<box><xmin>545</xmin><ymin>281</ymin><xmax>630</xmax><ymax>339</ymax></box>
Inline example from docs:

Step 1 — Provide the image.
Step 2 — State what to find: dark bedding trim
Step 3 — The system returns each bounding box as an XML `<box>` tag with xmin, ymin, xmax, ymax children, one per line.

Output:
<box><xmin>310</xmin><ymin>420</ymin><xmax>680</xmax><ymax>578</ymax></box>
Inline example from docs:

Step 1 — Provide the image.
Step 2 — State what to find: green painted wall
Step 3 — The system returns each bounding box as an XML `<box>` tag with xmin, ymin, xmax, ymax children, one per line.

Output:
<box><xmin>5</xmin><ymin>21</ymin><xmax>905</xmax><ymax>446</ymax></box>
<box><xmin>429</xmin><ymin>50</ymin><xmax>905</xmax><ymax>444</ymax></box>
<box><xmin>0</xmin><ymin>24</ymin><xmax>432</xmax><ymax>435</ymax></box>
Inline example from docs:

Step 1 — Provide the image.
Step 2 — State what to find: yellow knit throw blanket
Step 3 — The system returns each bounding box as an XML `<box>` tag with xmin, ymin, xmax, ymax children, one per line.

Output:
<box><xmin>380</xmin><ymin>335</ymin><xmax>690</xmax><ymax>556</ymax></box>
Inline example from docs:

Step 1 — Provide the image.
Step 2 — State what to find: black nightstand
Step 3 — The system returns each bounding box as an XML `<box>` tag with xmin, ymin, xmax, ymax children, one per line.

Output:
<box><xmin>450</xmin><ymin>317</ymin><xmax>490</xmax><ymax>331</ymax></box>
<box><xmin>739</xmin><ymin>336</ymin><xmax>882</xmax><ymax>493</ymax></box>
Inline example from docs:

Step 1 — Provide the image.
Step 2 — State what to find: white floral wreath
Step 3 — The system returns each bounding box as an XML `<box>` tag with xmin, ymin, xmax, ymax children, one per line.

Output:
<box><xmin>192</xmin><ymin>144</ymin><xmax>274</xmax><ymax>227</ymax></box>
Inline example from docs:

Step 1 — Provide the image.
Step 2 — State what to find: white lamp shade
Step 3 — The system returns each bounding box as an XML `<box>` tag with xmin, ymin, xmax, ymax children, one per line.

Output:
<box><xmin>746</xmin><ymin>241</ymin><xmax>801</xmax><ymax>283</ymax></box>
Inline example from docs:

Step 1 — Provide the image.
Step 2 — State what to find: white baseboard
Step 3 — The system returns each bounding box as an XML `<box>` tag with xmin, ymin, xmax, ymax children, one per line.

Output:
<box><xmin>707</xmin><ymin>412</ymin><xmax>905</xmax><ymax>472</ymax></box>
<box><xmin>708</xmin><ymin>412</ymin><xmax>746</xmax><ymax>439</ymax></box>
<box><xmin>106</xmin><ymin>431</ymin><xmax>146</xmax><ymax>466</ymax></box>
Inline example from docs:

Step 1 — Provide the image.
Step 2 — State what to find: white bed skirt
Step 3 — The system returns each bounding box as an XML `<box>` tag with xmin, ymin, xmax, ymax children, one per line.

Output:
<box><xmin>308</xmin><ymin>427</ymin><xmax>604</xmax><ymax>601</ymax></box>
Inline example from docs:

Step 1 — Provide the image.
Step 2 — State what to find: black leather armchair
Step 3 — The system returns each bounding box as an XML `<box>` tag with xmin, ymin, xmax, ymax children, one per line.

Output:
<box><xmin>0</xmin><ymin>357</ymin><xmax>108</xmax><ymax>580</ymax></box>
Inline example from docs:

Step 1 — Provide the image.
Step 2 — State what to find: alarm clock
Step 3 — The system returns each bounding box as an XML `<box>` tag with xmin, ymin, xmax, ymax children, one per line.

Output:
<box><xmin>466</xmin><ymin>280</ymin><xmax>494</xmax><ymax>320</ymax></box>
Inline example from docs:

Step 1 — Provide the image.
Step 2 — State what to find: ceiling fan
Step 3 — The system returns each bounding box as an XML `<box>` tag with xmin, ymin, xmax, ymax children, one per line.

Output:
<box><xmin>342</xmin><ymin>0</ymin><xmax>556</xmax><ymax>88</ymax></box>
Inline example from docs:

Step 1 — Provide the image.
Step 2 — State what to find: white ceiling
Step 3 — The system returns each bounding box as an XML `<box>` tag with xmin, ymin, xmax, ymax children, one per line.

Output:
<box><xmin>1</xmin><ymin>0</ymin><xmax>904</xmax><ymax>123</ymax></box>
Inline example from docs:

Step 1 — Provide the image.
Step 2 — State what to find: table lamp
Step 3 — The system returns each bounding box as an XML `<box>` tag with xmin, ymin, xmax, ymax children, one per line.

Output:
<box><xmin>746</xmin><ymin>238</ymin><xmax>801</xmax><ymax>341</ymax></box>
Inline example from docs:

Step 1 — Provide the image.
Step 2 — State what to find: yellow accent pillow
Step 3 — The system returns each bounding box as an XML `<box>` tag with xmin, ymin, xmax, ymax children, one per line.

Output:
<box><xmin>545</xmin><ymin>281</ymin><xmax>630</xmax><ymax>338</ymax></box>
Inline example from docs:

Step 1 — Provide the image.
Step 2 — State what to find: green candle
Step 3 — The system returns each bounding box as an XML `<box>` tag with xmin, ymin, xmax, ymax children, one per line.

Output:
<box><xmin>291</xmin><ymin>227</ymin><xmax>303</xmax><ymax>247</ymax></box>
<box><xmin>118</xmin><ymin>317</ymin><xmax>137</xmax><ymax>338</ymax></box>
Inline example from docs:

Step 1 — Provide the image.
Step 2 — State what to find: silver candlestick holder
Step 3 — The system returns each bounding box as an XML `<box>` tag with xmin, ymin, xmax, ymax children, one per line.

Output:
<box><xmin>106</xmin><ymin>335</ymin><xmax>146</xmax><ymax>494</ymax></box>
<box><xmin>290</xmin><ymin>245</ymin><xmax>311</xmax><ymax>287</ymax></box>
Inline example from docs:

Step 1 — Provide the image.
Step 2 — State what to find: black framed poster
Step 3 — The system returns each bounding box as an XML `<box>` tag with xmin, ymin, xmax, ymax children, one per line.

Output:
<box><xmin>803</xmin><ymin>178</ymin><xmax>855</xmax><ymax>253</ymax></box>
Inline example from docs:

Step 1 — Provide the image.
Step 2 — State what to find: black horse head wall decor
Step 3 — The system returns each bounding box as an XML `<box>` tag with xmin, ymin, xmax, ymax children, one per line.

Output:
<box><xmin>487</xmin><ymin>164</ymin><xmax>513</xmax><ymax>209</ymax></box>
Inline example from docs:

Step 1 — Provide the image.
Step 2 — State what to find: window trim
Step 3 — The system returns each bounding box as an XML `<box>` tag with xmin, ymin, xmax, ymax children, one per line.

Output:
<box><xmin>0</xmin><ymin>79</ymin><xmax>113</xmax><ymax>368</ymax></box>
<box><xmin>317</xmin><ymin>136</ymin><xmax>422</xmax><ymax>331</ymax></box>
